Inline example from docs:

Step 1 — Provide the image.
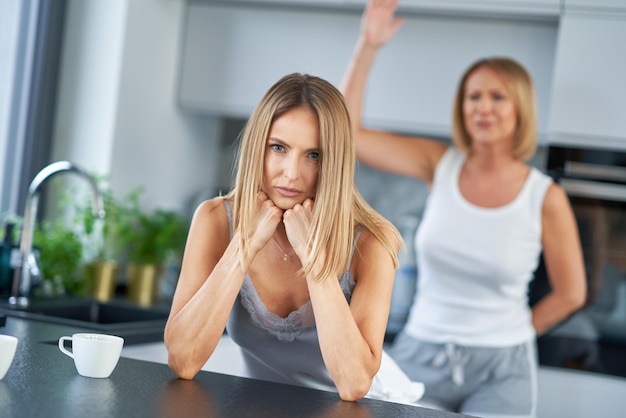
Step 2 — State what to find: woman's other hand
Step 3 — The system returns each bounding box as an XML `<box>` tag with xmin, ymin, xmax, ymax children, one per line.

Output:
<box><xmin>248</xmin><ymin>191</ymin><xmax>283</xmax><ymax>257</ymax></box>
<box><xmin>284</xmin><ymin>198</ymin><xmax>323</xmax><ymax>266</ymax></box>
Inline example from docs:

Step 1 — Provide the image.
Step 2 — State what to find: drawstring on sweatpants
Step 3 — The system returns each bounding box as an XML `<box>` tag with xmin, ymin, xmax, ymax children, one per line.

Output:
<box><xmin>432</xmin><ymin>343</ymin><xmax>468</xmax><ymax>385</ymax></box>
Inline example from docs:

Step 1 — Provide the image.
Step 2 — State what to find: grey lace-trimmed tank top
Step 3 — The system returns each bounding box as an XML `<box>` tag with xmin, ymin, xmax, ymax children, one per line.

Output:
<box><xmin>223</xmin><ymin>200</ymin><xmax>362</xmax><ymax>392</ymax></box>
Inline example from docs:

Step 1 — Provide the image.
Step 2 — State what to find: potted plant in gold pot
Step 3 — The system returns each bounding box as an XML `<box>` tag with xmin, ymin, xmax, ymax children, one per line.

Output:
<box><xmin>76</xmin><ymin>181</ymin><xmax>142</xmax><ymax>302</ymax></box>
<box><xmin>117</xmin><ymin>201</ymin><xmax>188</xmax><ymax>307</ymax></box>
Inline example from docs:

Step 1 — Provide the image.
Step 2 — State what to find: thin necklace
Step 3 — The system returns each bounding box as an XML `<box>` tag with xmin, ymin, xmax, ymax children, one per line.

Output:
<box><xmin>271</xmin><ymin>237</ymin><xmax>290</xmax><ymax>261</ymax></box>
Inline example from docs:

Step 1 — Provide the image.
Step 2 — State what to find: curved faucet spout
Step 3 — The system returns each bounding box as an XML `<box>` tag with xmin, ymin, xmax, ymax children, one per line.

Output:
<box><xmin>9</xmin><ymin>161</ymin><xmax>105</xmax><ymax>306</ymax></box>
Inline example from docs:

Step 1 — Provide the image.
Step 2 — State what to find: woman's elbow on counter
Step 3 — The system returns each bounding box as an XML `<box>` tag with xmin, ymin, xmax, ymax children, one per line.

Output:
<box><xmin>167</xmin><ymin>354</ymin><xmax>201</xmax><ymax>380</ymax></box>
<box><xmin>336</xmin><ymin>376</ymin><xmax>373</xmax><ymax>402</ymax></box>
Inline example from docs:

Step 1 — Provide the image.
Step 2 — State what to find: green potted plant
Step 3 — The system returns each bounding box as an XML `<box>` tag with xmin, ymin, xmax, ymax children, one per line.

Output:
<box><xmin>74</xmin><ymin>180</ymin><xmax>143</xmax><ymax>301</ymax></box>
<box><xmin>116</xmin><ymin>195</ymin><xmax>188</xmax><ymax>306</ymax></box>
<box><xmin>74</xmin><ymin>178</ymin><xmax>142</xmax><ymax>260</ymax></box>
<box><xmin>122</xmin><ymin>208</ymin><xmax>188</xmax><ymax>265</ymax></box>
<box><xmin>74</xmin><ymin>180</ymin><xmax>188</xmax><ymax>306</ymax></box>
<box><xmin>33</xmin><ymin>219</ymin><xmax>84</xmax><ymax>296</ymax></box>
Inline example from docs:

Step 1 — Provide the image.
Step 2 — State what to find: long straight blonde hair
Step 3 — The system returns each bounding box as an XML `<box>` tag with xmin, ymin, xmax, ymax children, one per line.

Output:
<box><xmin>227</xmin><ymin>73</ymin><xmax>402</xmax><ymax>281</ymax></box>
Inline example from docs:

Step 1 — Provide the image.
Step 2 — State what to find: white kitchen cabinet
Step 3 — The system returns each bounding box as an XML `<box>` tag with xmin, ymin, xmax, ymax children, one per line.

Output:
<box><xmin>350</xmin><ymin>0</ymin><xmax>561</xmax><ymax>19</ymax></box>
<box><xmin>178</xmin><ymin>3</ymin><xmax>557</xmax><ymax>137</ymax></box>
<box><xmin>193</xmin><ymin>0</ymin><xmax>561</xmax><ymax>19</ymax></box>
<box><xmin>564</xmin><ymin>0</ymin><xmax>626</xmax><ymax>12</ymax></box>
<box><xmin>187</xmin><ymin>0</ymin><xmax>353</xmax><ymax>9</ymax></box>
<box><xmin>177</xmin><ymin>4</ymin><xmax>358</xmax><ymax>118</ymax></box>
<box><xmin>209</xmin><ymin>0</ymin><xmax>349</xmax><ymax>5</ymax></box>
<box><xmin>548</xmin><ymin>13</ymin><xmax>626</xmax><ymax>148</ymax></box>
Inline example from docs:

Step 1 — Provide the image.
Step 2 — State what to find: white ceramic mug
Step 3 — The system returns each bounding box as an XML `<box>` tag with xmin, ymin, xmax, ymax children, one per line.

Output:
<box><xmin>0</xmin><ymin>334</ymin><xmax>18</xmax><ymax>380</ymax></box>
<box><xmin>58</xmin><ymin>333</ymin><xmax>124</xmax><ymax>378</ymax></box>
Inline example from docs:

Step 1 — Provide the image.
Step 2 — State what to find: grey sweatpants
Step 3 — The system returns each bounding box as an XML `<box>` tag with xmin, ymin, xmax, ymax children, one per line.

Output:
<box><xmin>389</xmin><ymin>332</ymin><xmax>537</xmax><ymax>418</ymax></box>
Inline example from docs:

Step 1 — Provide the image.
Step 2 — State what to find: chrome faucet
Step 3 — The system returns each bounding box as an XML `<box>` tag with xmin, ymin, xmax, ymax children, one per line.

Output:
<box><xmin>9</xmin><ymin>161</ymin><xmax>105</xmax><ymax>307</ymax></box>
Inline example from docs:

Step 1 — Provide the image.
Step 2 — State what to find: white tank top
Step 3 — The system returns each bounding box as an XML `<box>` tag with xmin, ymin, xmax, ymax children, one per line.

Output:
<box><xmin>404</xmin><ymin>147</ymin><xmax>553</xmax><ymax>346</ymax></box>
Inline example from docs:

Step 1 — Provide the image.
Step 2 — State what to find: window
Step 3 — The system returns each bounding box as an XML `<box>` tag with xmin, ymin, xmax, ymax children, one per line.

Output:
<box><xmin>0</xmin><ymin>0</ymin><xmax>66</xmax><ymax>217</ymax></box>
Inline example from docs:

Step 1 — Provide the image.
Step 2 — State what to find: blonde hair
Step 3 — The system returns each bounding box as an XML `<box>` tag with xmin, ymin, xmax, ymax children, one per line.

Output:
<box><xmin>452</xmin><ymin>57</ymin><xmax>537</xmax><ymax>161</ymax></box>
<box><xmin>228</xmin><ymin>73</ymin><xmax>402</xmax><ymax>281</ymax></box>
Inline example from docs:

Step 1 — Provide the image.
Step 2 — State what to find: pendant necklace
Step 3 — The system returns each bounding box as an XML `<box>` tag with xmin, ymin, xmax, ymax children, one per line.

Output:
<box><xmin>271</xmin><ymin>237</ymin><xmax>289</xmax><ymax>261</ymax></box>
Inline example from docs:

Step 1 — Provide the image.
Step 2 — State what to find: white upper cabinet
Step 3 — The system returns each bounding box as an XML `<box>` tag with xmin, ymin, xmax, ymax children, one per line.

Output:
<box><xmin>564</xmin><ymin>0</ymin><xmax>626</xmax><ymax>12</ymax></box>
<box><xmin>178</xmin><ymin>3</ymin><xmax>558</xmax><ymax>137</ymax></box>
<box><xmin>350</xmin><ymin>0</ymin><xmax>561</xmax><ymax>19</ymax></box>
<box><xmin>218</xmin><ymin>0</ymin><xmax>349</xmax><ymax>5</ymax></box>
<box><xmin>193</xmin><ymin>0</ymin><xmax>561</xmax><ymax>19</ymax></box>
<box><xmin>548</xmin><ymin>12</ymin><xmax>626</xmax><ymax>148</ymax></box>
<box><xmin>177</xmin><ymin>4</ymin><xmax>359</xmax><ymax>118</ymax></box>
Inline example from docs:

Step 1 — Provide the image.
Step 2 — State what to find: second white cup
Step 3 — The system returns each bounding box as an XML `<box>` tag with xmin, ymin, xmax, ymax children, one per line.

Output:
<box><xmin>0</xmin><ymin>334</ymin><xmax>18</xmax><ymax>380</ymax></box>
<box><xmin>58</xmin><ymin>333</ymin><xmax>124</xmax><ymax>378</ymax></box>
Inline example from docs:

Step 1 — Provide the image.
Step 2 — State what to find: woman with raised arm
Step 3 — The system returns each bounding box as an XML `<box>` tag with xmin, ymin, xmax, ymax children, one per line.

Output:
<box><xmin>340</xmin><ymin>0</ymin><xmax>586</xmax><ymax>415</ymax></box>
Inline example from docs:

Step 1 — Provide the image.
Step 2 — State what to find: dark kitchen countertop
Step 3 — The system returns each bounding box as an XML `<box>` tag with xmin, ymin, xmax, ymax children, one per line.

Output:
<box><xmin>0</xmin><ymin>315</ymin><xmax>473</xmax><ymax>418</ymax></box>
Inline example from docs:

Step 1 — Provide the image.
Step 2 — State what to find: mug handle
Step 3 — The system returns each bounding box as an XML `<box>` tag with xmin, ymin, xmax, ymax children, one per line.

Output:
<box><xmin>58</xmin><ymin>336</ymin><xmax>74</xmax><ymax>359</ymax></box>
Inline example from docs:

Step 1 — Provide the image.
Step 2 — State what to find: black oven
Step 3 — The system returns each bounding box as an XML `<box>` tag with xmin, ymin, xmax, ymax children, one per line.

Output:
<box><xmin>529</xmin><ymin>145</ymin><xmax>626</xmax><ymax>379</ymax></box>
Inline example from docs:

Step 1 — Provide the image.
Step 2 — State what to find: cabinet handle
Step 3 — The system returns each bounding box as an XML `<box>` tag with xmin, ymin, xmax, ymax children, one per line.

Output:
<box><xmin>565</xmin><ymin>161</ymin><xmax>626</xmax><ymax>182</ymax></box>
<box><xmin>560</xmin><ymin>178</ymin><xmax>626</xmax><ymax>203</ymax></box>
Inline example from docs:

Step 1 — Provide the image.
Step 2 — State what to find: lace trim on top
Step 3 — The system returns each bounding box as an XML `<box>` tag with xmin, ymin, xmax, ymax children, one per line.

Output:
<box><xmin>240</xmin><ymin>271</ymin><xmax>356</xmax><ymax>342</ymax></box>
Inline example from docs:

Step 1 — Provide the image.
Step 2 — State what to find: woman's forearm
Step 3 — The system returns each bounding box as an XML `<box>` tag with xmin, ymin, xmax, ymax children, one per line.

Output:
<box><xmin>307</xmin><ymin>275</ymin><xmax>379</xmax><ymax>401</ymax></box>
<box><xmin>340</xmin><ymin>0</ymin><xmax>403</xmax><ymax>134</ymax></box>
<box><xmin>340</xmin><ymin>38</ymin><xmax>379</xmax><ymax>130</ymax></box>
<box><xmin>164</xmin><ymin>236</ymin><xmax>249</xmax><ymax>379</ymax></box>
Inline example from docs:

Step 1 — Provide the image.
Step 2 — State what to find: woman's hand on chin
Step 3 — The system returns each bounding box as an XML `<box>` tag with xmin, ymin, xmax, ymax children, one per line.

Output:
<box><xmin>250</xmin><ymin>191</ymin><xmax>283</xmax><ymax>250</ymax></box>
<box><xmin>284</xmin><ymin>198</ymin><xmax>316</xmax><ymax>263</ymax></box>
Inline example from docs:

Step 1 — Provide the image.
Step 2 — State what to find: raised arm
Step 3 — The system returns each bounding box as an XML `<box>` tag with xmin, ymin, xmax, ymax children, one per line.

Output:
<box><xmin>164</xmin><ymin>195</ymin><xmax>282</xmax><ymax>379</ymax></box>
<box><xmin>340</xmin><ymin>0</ymin><xmax>446</xmax><ymax>183</ymax></box>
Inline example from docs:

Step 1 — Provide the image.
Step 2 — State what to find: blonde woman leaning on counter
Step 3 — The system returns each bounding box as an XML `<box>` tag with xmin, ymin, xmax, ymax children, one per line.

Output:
<box><xmin>340</xmin><ymin>0</ymin><xmax>587</xmax><ymax>416</ymax></box>
<box><xmin>164</xmin><ymin>73</ymin><xmax>423</xmax><ymax>403</ymax></box>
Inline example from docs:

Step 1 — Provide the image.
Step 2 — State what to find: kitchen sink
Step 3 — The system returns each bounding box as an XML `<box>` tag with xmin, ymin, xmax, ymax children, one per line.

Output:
<box><xmin>0</xmin><ymin>297</ymin><xmax>170</xmax><ymax>336</ymax></box>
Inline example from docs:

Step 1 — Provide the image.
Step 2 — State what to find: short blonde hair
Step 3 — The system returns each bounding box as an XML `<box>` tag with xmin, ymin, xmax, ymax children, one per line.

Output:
<box><xmin>229</xmin><ymin>73</ymin><xmax>402</xmax><ymax>281</ymax></box>
<box><xmin>452</xmin><ymin>57</ymin><xmax>537</xmax><ymax>161</ymax></box>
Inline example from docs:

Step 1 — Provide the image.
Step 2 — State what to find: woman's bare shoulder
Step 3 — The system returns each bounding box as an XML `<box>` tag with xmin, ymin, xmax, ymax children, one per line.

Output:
<box><xmin>354</xmin><ymin>223</ymin><xmax>400</xmax><ymax>263</ymax></box>
<box><xmin>194</xmin><ymin>196</ymin><xmax>228</xmax><ymax>216</ymax></box>
<box><xmin>350</xmin><ymin>225</ymin><xmax>397</xmax><ymax>291</ymax></box>
<box><xmin>542</xmin><ymin>182</ymin><xmax>569</xmax><ymax>217</ymax></box>
<box><xmin>191</xmin><ymin>196</ymin><xmax>230</xmax><ymax>234</ymax></box>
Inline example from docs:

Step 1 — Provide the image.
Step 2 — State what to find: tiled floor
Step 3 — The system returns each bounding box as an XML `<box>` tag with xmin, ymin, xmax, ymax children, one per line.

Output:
<box><xmin>122</xmin><ymin>335</ymin><xmax>626</xmax><ymax>417</ymax></box>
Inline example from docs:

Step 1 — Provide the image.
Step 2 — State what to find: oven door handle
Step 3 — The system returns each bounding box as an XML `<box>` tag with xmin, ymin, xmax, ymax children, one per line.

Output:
<box><xmin>559</xmin><ymin>178</ymin><xmax>626</xmax><ymax>202</ymax></box>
